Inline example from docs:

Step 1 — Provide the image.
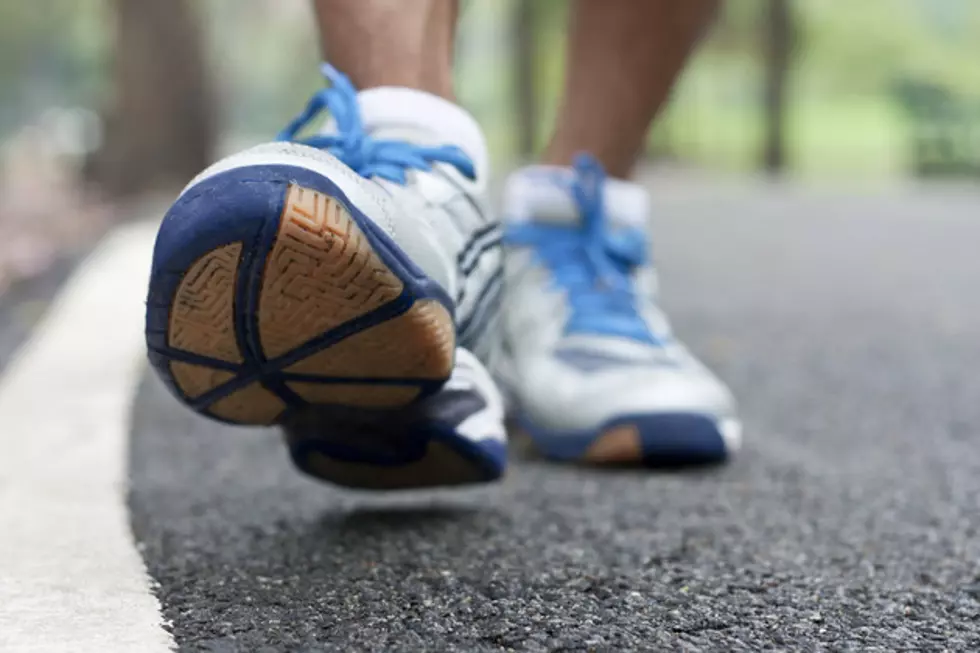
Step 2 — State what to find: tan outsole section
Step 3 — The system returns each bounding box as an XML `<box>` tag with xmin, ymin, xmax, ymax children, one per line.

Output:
<box><xmin>168</xmin><ymin>242</ymin><xmax>244</xmax><ymax>363</ymax></box>
<box><xmin>304</xmin><ymin>442</ymin><xmax>481</xmax><ymax>490</ymax></box>
<box><xmin>208</xmin><ymin>382</ymin><xmax>285</xmax><ymax>424</ymax></box>
<box><xmin>287</xmin><ymin>382</ymin><xmax>421</xmax><ymax>408</ymax></box>
<box><xmin>286</xmin><ymin>300</ymin><xmax>454</xmax><ymax>380</ymax></box>
<box><xmin>258</xmin><ymin>184</ymin><xmax>404</xmax><ymax>359</ymax></box>
<box><xmin>582</xmin><ymin>424</ymin><xmax>643</xmax><ymax>464</ymax></box>
<box><xmin>170</xmin><ymin>361</ymin><xmax>235</xmax><ymax>399</ymax></box>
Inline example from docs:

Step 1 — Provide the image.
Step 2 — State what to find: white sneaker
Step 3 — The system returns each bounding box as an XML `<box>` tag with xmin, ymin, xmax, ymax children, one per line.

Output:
<box><xmin>496</xmin><ymin>155</ymin><xmax>741</xmax><ymax>465</ymax></box>
<box><xmin>145</xmin><ymin>65</ymin><xmax>505</xmax><ymax>487</ymax></box>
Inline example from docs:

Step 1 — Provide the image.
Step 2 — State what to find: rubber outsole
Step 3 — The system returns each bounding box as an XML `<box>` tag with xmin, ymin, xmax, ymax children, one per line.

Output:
<box><xmin>146</xmin><ymin>165</ymin><xmax>456</xmax><ymax>428</ymax></box>
<box><xmin>514</xmin><ymin>412</ymin><xmax>737</xmax><ymax>467</ymax></box>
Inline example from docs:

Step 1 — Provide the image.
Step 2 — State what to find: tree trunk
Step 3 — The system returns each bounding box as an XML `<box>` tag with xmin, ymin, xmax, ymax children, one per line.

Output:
<box><xmin>513</xmin><ymin>0</ymin><xmax>537</xmax><ymax>160</ymax></box>
<box><xmin>95</xmin><ymin>0</ymin><xmax>215</xmax><ymax>197</ymax></box>
<box><xmin>762</xmin><ymin>0</ymin><xmax>792</xmax><ymax>174</ymax></box>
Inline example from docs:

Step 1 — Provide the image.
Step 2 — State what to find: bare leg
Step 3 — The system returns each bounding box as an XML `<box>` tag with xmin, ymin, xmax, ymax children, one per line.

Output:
<box><xmin>543</xmin><ymin>0</ymin><xmax>718</xmax><ymax>178</ymax></box>
<box><xmin>312</xmin><ymin>0</ymin><xmax>458</xmax><ymax>99</ymax></box>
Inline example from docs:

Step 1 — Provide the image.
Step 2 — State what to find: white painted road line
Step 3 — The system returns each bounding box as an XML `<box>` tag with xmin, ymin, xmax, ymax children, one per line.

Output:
<box><xmin>0</xmin><ymin>222</ymin><xmax>174</xmax><ymax>652</ymax></box>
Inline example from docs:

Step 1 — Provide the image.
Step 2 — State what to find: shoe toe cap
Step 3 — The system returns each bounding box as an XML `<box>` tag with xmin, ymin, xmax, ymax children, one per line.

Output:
<box><xmin>515</xmin><ymin>360</ymin><xmax>741</xmax><ymax>465</ymax></box>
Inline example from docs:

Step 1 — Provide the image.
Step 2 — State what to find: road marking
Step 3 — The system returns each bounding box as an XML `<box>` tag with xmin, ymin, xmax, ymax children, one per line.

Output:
<box><xmin>0</xmin><ymin>221</ymin><xmax>174</xmax><ymax>652</ymax></box>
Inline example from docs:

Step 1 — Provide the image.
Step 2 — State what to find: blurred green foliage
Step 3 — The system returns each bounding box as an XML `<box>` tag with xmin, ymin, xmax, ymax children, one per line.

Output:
<box><xmin>0</xmin><ymin>2</ymin><xmax>110</xmax><ymax>134</ymax></box>
<box><xmin>509</xmin><ymin>0</ymin><xmax>980</xmax><ymax>178</ymax></box>
<box><xmin>2</xmin><ymin>0</ymin><xmax>979</xmax><ymax>180</ymax></box>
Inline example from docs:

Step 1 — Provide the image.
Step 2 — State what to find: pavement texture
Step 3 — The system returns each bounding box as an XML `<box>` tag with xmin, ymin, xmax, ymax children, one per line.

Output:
<box><xmin>126</xmin><ymin>177</ymin><xmax>980</xmax><ymax>652</ymax></box>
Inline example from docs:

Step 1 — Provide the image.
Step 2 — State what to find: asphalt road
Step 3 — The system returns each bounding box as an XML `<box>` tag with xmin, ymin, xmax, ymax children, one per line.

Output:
<box><xmin>12</xmin><ymin>177</ymin><xmax>980</xmax><ymax>652</ymax></box>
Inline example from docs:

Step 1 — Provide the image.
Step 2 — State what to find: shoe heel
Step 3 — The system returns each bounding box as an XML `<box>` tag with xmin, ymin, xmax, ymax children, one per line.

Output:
<box><xmin>147</xmin><ymin>170</ymin><xmax>456</xmax><ymax>425</ymax></box>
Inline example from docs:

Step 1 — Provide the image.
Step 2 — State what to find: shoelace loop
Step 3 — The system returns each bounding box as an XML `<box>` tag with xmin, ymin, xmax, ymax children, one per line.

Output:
<box><xmin>276</xmin><ymin>63</ymin><xmax>476</xmax><ymax>185</ymax></box>
<box><xmin>505</xmin><ymin>154</ymin><xmax>657</xmax><ymax>344</ymax></box>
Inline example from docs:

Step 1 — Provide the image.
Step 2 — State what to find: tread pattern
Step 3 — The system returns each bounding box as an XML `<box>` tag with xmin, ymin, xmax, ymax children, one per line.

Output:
<box><xmin>286</xmin><ymin>300</ymin><xmax>454</xmax><ymax>379</ymax></box>
<box><xmin>258</xmin><ymin>185</ymin><xmax>404</xmax><ymax>359</ymax></box>
<box><xmin>170</xmin><ymin>361</ymin><xmax>234</xmax><ymax>399</ymax></box>
<box><xmin>160</xmin><ymin>183</ymin><xmax>454</xmax><ymax>426</ymax></box>
<box><xmin>168</xmin><ymin>243</ymin><xmax>244</xmax><ymax>363</ymax></box>
<box><xmin>208</xmin><ymin>382</ymin><xmax>285</xmax><ymax>424</ymax></box>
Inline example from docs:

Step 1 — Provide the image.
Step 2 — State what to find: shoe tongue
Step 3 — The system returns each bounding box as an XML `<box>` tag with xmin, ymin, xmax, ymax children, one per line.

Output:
<box><xmin>502</xmin><ymin>165</ymin><xmax>649</xmax><ymax>230</ymax></box>
<box><xmin>318</xmin><ymin>86</ymin><xmax>489</xmax><ymax>183</ymax></box>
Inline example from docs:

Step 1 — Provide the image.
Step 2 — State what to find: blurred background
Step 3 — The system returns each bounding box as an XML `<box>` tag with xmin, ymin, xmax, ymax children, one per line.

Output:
<box><xmin>2</xmin><ymin>0</ymin><xmax>979</xmax><ymax>291</ymax></box>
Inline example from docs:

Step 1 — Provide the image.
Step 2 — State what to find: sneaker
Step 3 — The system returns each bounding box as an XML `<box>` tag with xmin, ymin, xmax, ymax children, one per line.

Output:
<box><xmin>496</xmin><ymin>155</ymin><xmax>741</xmax><ymax>466</ymax></box>
<box><xmin>145</xmin><ymin>64</ymin><xmax>505</xmax><ymax>487</ymax></box>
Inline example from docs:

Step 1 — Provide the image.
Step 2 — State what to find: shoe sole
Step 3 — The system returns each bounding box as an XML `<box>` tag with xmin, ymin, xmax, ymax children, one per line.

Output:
<box><xmin>514</xmin><ymin>413</ymin><xmax>741</xmax><ymax>467</ymax></box>
<box><xmin>146</xmin><ymin>165</ymin><xmax>456</xmax><ymax>428</ymax></box>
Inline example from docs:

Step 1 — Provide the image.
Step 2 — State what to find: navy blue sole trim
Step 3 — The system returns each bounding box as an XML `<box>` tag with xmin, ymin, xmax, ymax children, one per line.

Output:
<box><xmin>145</xmin><ymin>163</ymin><xmax>455</xmax><ymax>421</ymax></box>
<box><xmin>516</xmin><ymin>411</ymin><xmax>730</xmax><ymax>466</ymax></box>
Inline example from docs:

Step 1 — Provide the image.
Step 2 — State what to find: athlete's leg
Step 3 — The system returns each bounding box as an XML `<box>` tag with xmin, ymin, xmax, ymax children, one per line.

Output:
<box><xmin>543</xmin><ymin>0</ymin><xmax>718</xmax><ymax>178</ymax></box>
<box><xmin>313</xmin><ymin>0</ymin><xmax>458</xmax><ymax>98</ymax></box>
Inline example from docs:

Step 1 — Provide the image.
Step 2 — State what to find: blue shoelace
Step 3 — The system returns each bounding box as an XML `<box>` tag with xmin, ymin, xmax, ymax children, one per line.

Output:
<box><xmin>275</xmin><ymin>63</ymin><xmax>475</xmax><ymax>185</ymax></box>
<box><xmin>505</xmin><ymin>154</ymin><xmax>657</xmax><ymax>345</ymax></box>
